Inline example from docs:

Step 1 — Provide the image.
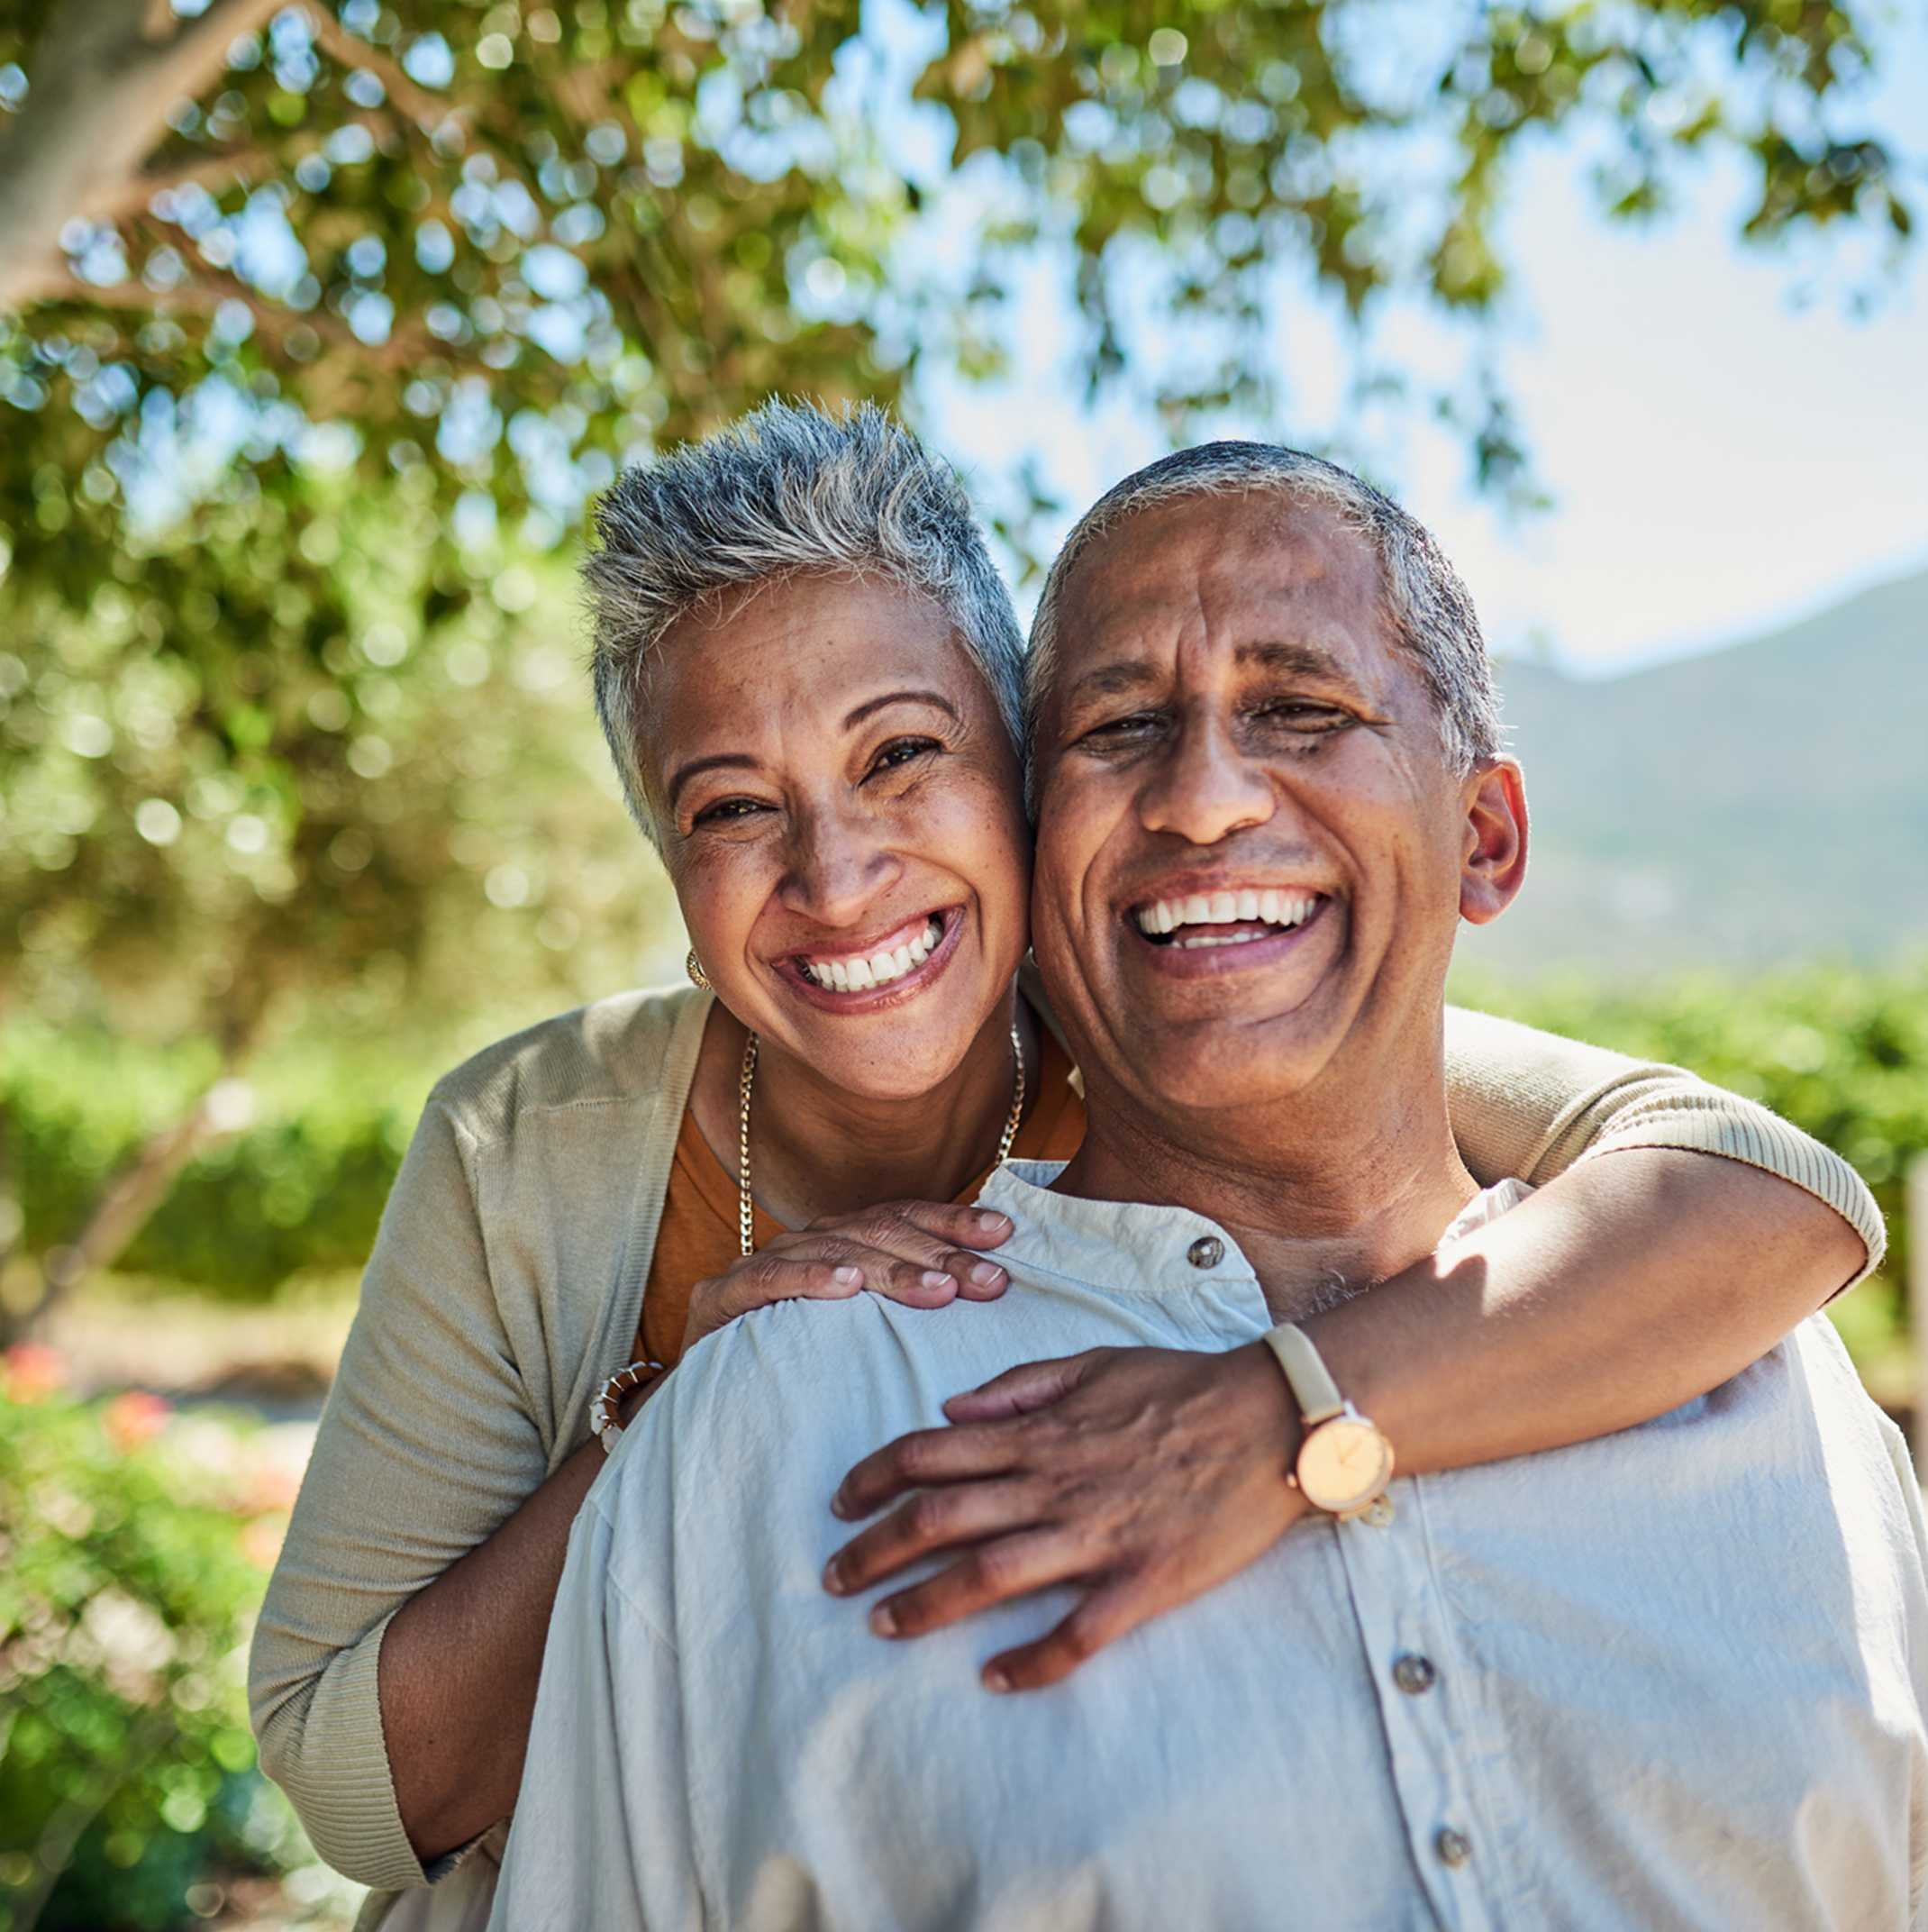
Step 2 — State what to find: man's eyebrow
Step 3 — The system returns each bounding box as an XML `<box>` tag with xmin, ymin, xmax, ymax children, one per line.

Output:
<box><xmin>1062</xmin><ymin>643</ymin><xmax>1369</xmax><ymax>711</ymax></box>
<box><xmin>841</xmin><ymin>688</ymin><xmax>961</xmax><ymax>732</ymax></box>
<box><xmin>1062</xmin><ymin>660</ymin><xmax>1162</xmax><ymax>708</ymax></box>
<box><xmin>1235</xmin><ymin>640</ymin><xmax>1360</xmax><ymax>688</ymax></box>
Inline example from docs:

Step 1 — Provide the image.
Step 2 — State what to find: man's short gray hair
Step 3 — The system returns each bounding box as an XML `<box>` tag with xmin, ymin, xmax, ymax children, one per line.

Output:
<box><xmin>586</xmin><ymin>400</ymin><xmax>1026</xmax><ymax>845</ymax></box>
<box><xmin>1026</xmin><ymin>442</ymin><xmax>1501</xmax><ymax>786</ymax></box>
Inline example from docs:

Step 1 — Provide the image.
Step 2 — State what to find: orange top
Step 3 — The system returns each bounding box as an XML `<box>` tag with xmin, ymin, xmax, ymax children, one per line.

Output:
<box><xmin>635</xmin><ymin>1029</ymin><xmax>1087</xmax><ymax>1370</ymax></box>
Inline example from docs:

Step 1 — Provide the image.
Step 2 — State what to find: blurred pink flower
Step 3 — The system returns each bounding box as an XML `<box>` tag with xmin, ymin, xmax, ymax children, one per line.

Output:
<box><xmin>2</xmin><ymin>1341</ymin><xmax>70</xmax><ymax>1402</ymax></box>
<box><xmin>103</xmin><ymin>1390</ymin><xmax>173</xmax><ymax>1451</ymax></box>
<box><xmin>240</xmin><ymin>1517</ymin><xmax>287</xmax><ymax>1569</ymax></box>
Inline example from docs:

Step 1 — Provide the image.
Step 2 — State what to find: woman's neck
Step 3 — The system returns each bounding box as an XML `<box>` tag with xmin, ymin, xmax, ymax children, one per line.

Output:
<box><xmin>687</xmin><ymin>993</ymin><xmax>1037</xmax><ymax>1227</ymax></box>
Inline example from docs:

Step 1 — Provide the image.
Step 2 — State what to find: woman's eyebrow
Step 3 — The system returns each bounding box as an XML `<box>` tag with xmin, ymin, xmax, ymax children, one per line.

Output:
<box><xmin>841</xmin><ymin>688</ymin><xmax>962</xmax><ymax>731</ymax></box>
<box><xmin>667</xmin><ymin>752</ymin><xmax>759</xmax><ymax>811</ymax></box>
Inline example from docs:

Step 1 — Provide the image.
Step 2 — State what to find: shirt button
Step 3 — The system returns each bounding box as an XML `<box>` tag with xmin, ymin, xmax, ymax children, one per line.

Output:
<box><xmin>1434</xmin><ymin>1827</ymin><xmax>1473</xmax><ymax>1870</ymax></box>
<box><xmin>1186</xmin><ymin>1236</ymin><xmax>1223</xmax><ymax>1269</ymax></box>
<box><xmin>1392</xmin><ymin>1654</ymin><xmax>1437</xmax><ymax>1696</ymax></box>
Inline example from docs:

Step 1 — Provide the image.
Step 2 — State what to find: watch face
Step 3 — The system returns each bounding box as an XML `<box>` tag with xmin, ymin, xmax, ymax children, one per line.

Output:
<box><xmin>1297</xmin><ymin>1417</ymin><xmax>1395</xmax><ymax>1515</ymax></box>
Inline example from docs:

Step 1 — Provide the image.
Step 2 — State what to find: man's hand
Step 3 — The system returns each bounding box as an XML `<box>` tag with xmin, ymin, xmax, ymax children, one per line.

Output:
<box><xmin>822</xmin><ymin>1341</ymin><xmax>1311</xmax><ymax>1690</ymax></box>
<box><xmin>682</xmin><ymin>1202</ymin><xmax>1013</xmax><ymax>1355</ymax></box>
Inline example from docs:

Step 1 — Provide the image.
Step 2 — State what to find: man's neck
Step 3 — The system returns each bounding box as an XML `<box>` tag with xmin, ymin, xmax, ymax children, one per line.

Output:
<box><xmin>1054</xmin><ymin>1071</ymin><xmax>1479</xmax><ymax>1324</ymax></box>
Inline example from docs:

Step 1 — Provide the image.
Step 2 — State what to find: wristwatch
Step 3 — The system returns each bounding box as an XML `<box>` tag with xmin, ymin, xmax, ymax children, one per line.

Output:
<box><xmin>1262</xmin><ymin>1323</ymin><xmax>1395</xmax><ymax>1518</ymax></box>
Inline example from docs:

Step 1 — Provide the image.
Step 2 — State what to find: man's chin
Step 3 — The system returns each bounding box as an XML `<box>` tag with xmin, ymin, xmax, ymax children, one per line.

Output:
<box><xmin>1096</xmin><ymin>1003</ymin><xmax>1352</xmax><ymax>1119</ymax></box>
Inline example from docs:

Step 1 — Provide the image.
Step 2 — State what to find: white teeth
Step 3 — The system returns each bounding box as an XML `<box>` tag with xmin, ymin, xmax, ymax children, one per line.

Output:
<box><xmin>804</xmin><ymin>916</ymin><xmax>942</xmax><ymax>992</ymax></box>
<box><xmin>1133</xmin><ymin>892</ymin><xmax>1318</xmax><ymax>939</ymax></box>
<box><xmin>1177</xmin><ymin>928</ymin><xmax>1268</xmax><ymax>950</ymax></box>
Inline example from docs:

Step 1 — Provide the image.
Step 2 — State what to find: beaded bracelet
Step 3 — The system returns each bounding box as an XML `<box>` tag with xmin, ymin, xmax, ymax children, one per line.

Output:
<box><xmin>591</xmin><ymin>1359</ymin><xmax>665</xmax><ymax>1454</ymax></box>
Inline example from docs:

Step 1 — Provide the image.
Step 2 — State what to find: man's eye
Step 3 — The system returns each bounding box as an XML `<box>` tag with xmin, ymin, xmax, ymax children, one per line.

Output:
<box><xmin>1253</xmin><ymin>701</ymin><xmax>1352</xmax><ymax>736</ymax></box>
<box><xmin>1079</xmin><ymin>710</ymin><xmax>1166</xmax><ymax>747</ymax></box>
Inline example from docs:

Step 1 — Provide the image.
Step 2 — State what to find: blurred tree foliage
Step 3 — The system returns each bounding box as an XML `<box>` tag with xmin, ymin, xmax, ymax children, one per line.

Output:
<box><xmin>0</xmin><ymin>0</ymin><xmax>1914</xmax><ymax>1303</ymax></box>
<box><xmin>0</xmin><ymin>1359</ymin><xmax>351</xmax><ymax>1929</ymax></box>
<box><xmin>1453</xmin><ymin>959</ymin><xmax>1928</xmax><ymax>1349</ymax></box>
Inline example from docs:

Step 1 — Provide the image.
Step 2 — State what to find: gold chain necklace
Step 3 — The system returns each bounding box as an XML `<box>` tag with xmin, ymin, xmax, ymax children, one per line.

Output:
<box><xmin>737</xmin><ymin>1020</ymin><xmax>1026</xmax><ymax>1258</ymax></box>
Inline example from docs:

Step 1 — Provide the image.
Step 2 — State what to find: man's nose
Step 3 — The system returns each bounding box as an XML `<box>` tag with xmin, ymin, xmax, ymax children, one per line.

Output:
<box><xmin>1138</xmin><ymin>712</ymin><xmax>1276</xmax><ymax>847</ymax></box>
<box><xmin>778</xmin><ymin>797</ymin><xmax>900</xmax><ymax>924</ymax></box>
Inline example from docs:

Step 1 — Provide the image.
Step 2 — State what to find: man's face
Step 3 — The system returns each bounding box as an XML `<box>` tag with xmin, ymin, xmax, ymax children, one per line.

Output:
<box><xmin>1030</xmin><ymin>490</ymin><xmax>1523</xmax><ymax>1125</ymax></box>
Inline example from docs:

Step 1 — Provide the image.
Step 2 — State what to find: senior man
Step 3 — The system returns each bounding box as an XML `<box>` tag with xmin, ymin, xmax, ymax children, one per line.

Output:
<box><xmin>493</xmin><ymin>446</ymin><xmax>1928</xmax><ymax>1931</ymax></box>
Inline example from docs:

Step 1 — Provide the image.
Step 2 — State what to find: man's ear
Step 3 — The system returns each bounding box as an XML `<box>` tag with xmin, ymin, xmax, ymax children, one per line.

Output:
<box><xmin>1459</xmin><ymin>759</ymin><xmax>1527</xmax><ymax>926</ymax></box>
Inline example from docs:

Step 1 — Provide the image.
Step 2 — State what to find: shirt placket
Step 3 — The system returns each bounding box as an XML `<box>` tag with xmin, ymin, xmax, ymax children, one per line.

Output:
<box><xmin>1329</xmin><ymin>1481</ymin><xmax>1510</xmax><ymax>1932</ymax></box>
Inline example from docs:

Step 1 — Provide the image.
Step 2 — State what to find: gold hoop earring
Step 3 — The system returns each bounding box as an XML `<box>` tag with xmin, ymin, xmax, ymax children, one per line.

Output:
<box><xmin>686</xmin><ymin>949</ymin><xmax>713</xmax><ymax>990</ymax></box>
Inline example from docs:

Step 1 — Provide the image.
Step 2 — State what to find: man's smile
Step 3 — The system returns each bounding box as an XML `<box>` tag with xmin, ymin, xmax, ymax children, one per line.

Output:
<box><xmin>1132</xmin><ymin>888</ymin><xmax>1322</xmax><ymax>945</ymax></box>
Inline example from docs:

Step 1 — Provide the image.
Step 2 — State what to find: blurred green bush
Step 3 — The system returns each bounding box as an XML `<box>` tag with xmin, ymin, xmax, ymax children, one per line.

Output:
<box><xmin>2</xmin><ymin>1020</ymin><xmax>428</xmax><ymax>1300</ymax></box>
<box><xmin>6</xmin><ymin>960</ymin><xmax>1926</xmax><ymax>1315</ymax></box>
<box><xmin>0</xmin><ymin>1352</ymin><xmax>360</xmax><ymax>1928</ymax></box>
<box><xmin>1451</xmin><ymin>958</ymin><xmax>1928</xmax><ymax>1300</ymax></box>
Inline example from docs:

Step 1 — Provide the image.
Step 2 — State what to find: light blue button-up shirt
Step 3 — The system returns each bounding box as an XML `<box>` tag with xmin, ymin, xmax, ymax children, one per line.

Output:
<box><xmin>497</xmin><ymin>1167</ymin><xmax>1928</xmax><ymax>1931</ymax></box>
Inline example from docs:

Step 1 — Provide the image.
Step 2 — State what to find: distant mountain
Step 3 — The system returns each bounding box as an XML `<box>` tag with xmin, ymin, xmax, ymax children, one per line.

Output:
<box><xmin>1454</xmin><ymin>564</ymin><xmax>1928</xmax><ymax>982</ymax></box>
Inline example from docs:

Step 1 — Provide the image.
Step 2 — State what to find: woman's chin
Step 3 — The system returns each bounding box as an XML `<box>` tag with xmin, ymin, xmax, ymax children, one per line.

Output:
<box><xmin>751</xmin><ymin>959</ymin><xmax>1023</xmax><ymax>1107</ymax></box>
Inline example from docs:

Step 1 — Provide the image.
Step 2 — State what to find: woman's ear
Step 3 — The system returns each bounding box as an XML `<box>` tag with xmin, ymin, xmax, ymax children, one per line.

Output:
<box><xmin>1460</xmin><ymin>760</ymin><xmax>1528</xmax><ymax>926</ymax></box>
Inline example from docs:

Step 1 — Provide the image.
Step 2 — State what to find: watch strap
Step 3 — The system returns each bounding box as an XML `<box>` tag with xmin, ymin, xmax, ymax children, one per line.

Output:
<box><xmin>1262</xmin><ymin>1323</ymin><xmax>1347</xmax><ymax>1427</ymax></box>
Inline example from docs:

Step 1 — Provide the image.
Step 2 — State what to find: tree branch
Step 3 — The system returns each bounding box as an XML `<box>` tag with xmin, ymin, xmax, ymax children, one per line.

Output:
<box><xmin>96</xmin><ymin>144</ymin><xmax>273</xmax><ymax>222</ymax></box>
<box><xmin>0</xmin><ymin>0</ymin><xmax>284</xmax><ymax>309</ymax></box>
<box><xmin>301</xmin><ymin>7</ymin><xmax>460</xmax><ymax>131</ymax></box>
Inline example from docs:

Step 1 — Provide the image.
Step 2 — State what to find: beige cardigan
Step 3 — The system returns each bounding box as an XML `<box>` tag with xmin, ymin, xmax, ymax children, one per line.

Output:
<box><xmin>249</xmin><ymin>984</ymin><xmax>1883</xmax><ymax>1915</ymax></box>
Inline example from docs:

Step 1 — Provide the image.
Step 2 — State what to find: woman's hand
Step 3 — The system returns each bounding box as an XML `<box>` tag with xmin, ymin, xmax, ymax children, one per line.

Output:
<box><xmin>821</xmin><ymin>1342</ymin><xmax>1309</xmax><ymax>1690</ymax></box>
<box><xmin>681</xmin><ymin>1201</ymin><xmax>1015</xmax><ymax>1354</ymax></box>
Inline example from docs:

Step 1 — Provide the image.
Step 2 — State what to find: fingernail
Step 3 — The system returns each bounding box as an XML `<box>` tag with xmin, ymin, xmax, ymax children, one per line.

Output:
<box><xmin>833</xmin><ymin>1267</ymin><xmax>863</xmax><ymax>1288</ymax></box>
<box><xmin>977</xmin><ymin>1211</ymin><xmax>1011</xmax><ymax>1233</ymax></box>
<box><xmin>969</xmin><ymin>1261</ymin><xmax>1005</xmax><ymax>1290</ymax></box>
<box><xmin>829</xmin><ymin>1490</ymin><xmax>851</xmax><ymax>1520</ymax></box>
<box><xmin>922</xmin><ymin>1271</ymin><xmax>954</xmax><ymax>1291</ymax></box>
<box><xmin>822</xmin><ymin>1560</ymin><xmax>844</xmax><ymax>1592</ymax></box>
<box><xmin>983</xmin><ymin>1664</ymin><xmax>1010</xmax><ymax>1692</ymax></box>
<box><xmin>870</xmin><ymin>1603</ymin><xmax>898</xmax><ymax>1636</ymax></box>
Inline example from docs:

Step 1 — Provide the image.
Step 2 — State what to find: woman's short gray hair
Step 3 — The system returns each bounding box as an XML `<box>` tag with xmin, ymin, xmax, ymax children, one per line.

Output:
<box><xmin>1026</xmin><ymin>442</ymin><xmax>1501</xmax><ymax>786</ymax></box>
<box><xmin>586</xmin><ymin>400</ymin><xmax>1026</xmax><ymax>845</ymax></box>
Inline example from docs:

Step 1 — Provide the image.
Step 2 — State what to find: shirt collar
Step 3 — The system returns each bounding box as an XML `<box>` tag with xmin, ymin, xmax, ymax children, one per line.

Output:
<box><xmin>979</xmin><ymin>1161</ymin><xmax>1262</xmax><ymax>1296</ymax></box>
<box><xmin>979</xmin><ymin>1162</ymin><xmax>1534</xmax><ymax>1299</ymax></box>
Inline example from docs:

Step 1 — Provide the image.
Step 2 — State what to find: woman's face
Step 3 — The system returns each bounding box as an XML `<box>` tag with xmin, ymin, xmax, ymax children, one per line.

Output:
<box><xmin>645</xmin><ymin>572</ymin><xmax>1032</xmax><ymax>1102</ymax></box>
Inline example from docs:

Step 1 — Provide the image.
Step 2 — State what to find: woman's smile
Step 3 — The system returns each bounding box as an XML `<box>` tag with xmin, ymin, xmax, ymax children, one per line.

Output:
<box><xmin>783</xmin><ymin>906</ymin><xmax>961</xmax><ymax>1002</ymax></box>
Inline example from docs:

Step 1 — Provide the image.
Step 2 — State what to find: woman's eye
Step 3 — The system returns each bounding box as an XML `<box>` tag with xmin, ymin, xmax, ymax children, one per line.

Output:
<box><xmin>868</xmin><ymin>736</ymin><xmax>941</xmax><ymax>777</ymax></box>
<box><xmin>691</xmin><ymin>797</ymin><xmax>769</xmax><ymax>830</ymax></box>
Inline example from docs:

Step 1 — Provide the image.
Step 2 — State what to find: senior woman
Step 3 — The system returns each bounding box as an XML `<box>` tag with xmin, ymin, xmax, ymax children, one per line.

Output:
<box><xmin>251</xmin><ymin>403</ymin><xmax>1878</xmax><ymax>1931</ymax></box>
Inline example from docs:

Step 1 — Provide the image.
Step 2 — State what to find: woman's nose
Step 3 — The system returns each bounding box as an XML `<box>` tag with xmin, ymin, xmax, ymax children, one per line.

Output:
<box><xmin>1137</xmin><ymin>713</ymin><xmax>1276</xmax><ymax>849</ymax></box>
<box><xmin>778</xmin><ymin>799</ymin><xmax>900</xmax><ymax>924</ymax></box>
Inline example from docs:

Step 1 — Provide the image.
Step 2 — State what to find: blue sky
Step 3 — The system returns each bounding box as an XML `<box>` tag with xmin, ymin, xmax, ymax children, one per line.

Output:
<box><xmin>908</xmin><ymin>23</ymin><xmax>1928</xmax><ymax>677</ymax></box>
